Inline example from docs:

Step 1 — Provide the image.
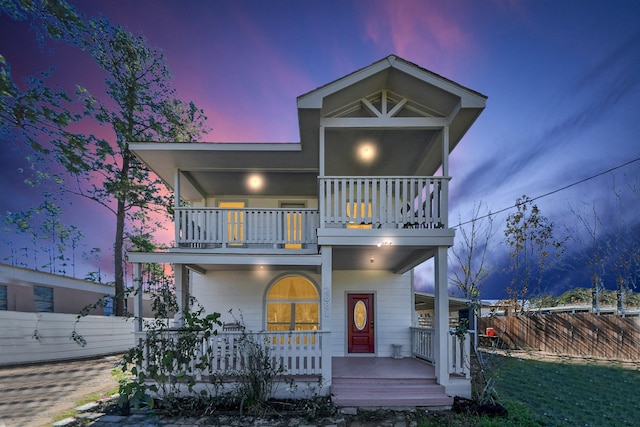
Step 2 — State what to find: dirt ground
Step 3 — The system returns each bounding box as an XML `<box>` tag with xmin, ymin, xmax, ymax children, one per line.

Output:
<box><xmin>0</xmin><ymin>355</ymin><xmax>121</xmax><ymax>427</ymax></box>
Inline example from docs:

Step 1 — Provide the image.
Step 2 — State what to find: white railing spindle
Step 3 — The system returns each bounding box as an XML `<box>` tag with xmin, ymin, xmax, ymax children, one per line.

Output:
<box><xmin>318</xmin><ymin>176</ymin><xmax>448</xmax><ymax>229</ymax></box>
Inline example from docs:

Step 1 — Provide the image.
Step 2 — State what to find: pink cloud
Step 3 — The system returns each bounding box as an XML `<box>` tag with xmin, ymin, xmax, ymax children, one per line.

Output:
<box><xmin>360</xmin><ymin>0</ymin><xmax>475</xmax><ymax>76</ymax></box>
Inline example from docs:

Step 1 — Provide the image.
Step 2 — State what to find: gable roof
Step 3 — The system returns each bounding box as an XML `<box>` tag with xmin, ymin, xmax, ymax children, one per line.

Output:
<box><xmin>130</xmin><ymin>55</ymin><xmax>486</xmax><ymax>200</ymax></box>
<box><xmin>297</xmin><ymin>55</ymin><xmax>487</xmax><ymax>166</ymax></box>
<box><xmin>298</xmin><ymin>55</ymin><xmax>486</xmax><ymax>110</ymax></box>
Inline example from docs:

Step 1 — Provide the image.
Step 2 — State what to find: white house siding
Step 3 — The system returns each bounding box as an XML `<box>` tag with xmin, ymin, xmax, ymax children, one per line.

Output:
<box><xmin>331</xmin><ymin>270</ymin><xmax>412</xmax><ymax>358</ymax></box>
<box><xmin>190</xmin><ymin>269</ymin><xmax>411</xmax><ymax>358</ymax></box>
<box><xmin>191</xmin><ymin>270</ymin><xmax>322</xmax><ymax>330</ymax></box>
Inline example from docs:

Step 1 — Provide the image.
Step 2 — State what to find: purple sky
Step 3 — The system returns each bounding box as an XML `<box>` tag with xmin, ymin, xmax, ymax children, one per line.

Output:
<box><xmin>1</xmin><ymin>1</ymin><xmax>639</xmax><ymax>297</ymax></box>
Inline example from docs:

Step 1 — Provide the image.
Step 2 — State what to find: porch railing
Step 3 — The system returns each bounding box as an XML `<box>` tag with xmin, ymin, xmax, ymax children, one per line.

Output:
<box><xmin>448</xmin><ymin>332</ymin><xmax>471</xmax><ymax>378</ymax></box>
<box><xmin>319</xmin><ymin>176</ymin><xmax>448</xmax><ymax>228</ymax></box>
<box><xmin>411</xmin><ymin>326</ymin><xmax>435</xmax><ymax>362</ymax></box>
<box><xmin>140</xmin><ymin>330</ymin><xmax>325</xmax><ymax>378</ymax></box>
<box><xmin>411</xmin><ymin>327</ymin><xmax>471</xmax><ymax>378</ymax></box>
<box><xmin>176</xmin><ymin>208</ymin><xmax>319</xmax><ymax>249</ymax></box>
<box><xmin>208</xmin><ymin>331</ymin><xmax>323</xmax><ymax>375</ymax></box>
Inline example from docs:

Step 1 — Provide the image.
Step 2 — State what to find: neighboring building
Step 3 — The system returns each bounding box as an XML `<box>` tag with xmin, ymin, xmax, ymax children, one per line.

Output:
<box><xmin>0</xmin><ymin>263</ymin><xmax>115</xmax><ymax>315</ymax></box>
<box><xmin>128</xmin><ymin>55</ymin><xmax>486</xmax><ymax>405</ymax></box>
<box><xmin>414</xmin><ymin>292</ymin><xmax>472</xmax><ymax>329</ymax></box>
<box><xmin>0</xmin><ymin>263</ymin><xmax>157</xmax><ymax>317</ymax></box>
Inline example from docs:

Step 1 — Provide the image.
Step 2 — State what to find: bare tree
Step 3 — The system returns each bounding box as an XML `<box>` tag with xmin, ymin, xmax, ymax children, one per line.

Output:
<box><xmin>568</xmin><ymin>172</ymin><xmax>640</xmax><ymax>313</ymax></box>
<box><xmin>504</xmin><ymin>195</ymin><xmax>565</xmax><ymax>314</ymax></box>
<box><xmin>567</xmin><ymin>201</ymin><xmax>607</xmax><ymax>312</ymax></box>
<box><xmin>449</xmin><ymin>201</ymin><xmax>495</xmax><ymax>302</ymax></box>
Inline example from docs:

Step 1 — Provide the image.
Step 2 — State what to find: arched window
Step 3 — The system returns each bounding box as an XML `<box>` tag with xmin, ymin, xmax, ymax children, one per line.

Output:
<box><xmin>266</xmin><ymin>275</ymin><xmax>319</xmax><ymax>331</ymax></box>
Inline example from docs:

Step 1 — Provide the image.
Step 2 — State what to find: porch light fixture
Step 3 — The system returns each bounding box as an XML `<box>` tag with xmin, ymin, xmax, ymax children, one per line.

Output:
<box><xmin>356</xmin><ymin>141</ymin><xmax>377</xmax><ymax>163</ymax></box>
<box><xmin>247</xmin><ymin>173</ymin><xmax>264</xmax><ymax>191</ymax></box>
<box><xmin>377</xmin><ymin>241</ymin><xmax>392</xmax><ymax>247</ymax></box>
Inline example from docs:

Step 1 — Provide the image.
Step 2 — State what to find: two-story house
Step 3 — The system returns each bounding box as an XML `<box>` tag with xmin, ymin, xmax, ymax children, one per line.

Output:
<box><xmin>127</xmin><ymin>55</ymin><xmax>486</xmax><ymax>406</ymax></box>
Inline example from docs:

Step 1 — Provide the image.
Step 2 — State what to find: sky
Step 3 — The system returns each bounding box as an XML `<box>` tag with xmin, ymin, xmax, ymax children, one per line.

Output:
<box><xmin>1</xmin><ymin>0</ymin><xmax>639</xmax><ymax>298</ymax></box>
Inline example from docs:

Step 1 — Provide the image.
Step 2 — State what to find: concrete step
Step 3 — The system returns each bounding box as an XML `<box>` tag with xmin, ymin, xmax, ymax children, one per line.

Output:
<box><xmin>331</xmin><ymin>377</ymin><xmax>453</xmax><ymax>407</ymax></box>
<box><xmin>333</xmin><ymin>395</ymin><xmax>454</xmax><ymax>407</ymax></box>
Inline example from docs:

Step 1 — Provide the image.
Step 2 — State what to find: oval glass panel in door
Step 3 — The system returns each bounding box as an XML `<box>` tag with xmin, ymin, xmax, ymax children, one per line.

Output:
<box><xmin>354</xmin><ymin>300</ymin><xmax>367</xmax><ymax>330</ymax></box>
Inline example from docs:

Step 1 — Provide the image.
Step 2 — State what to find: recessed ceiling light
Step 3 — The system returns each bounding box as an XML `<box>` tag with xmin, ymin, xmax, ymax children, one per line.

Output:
<box><xmin>247</xmin><ymin>173</ymin><xmax>263</xmax><ymax>191</ymax></box>
<box><xmin>357</xmin><ymin>141</ymin><xmax>377</xmax><ymax>163</ymax></box>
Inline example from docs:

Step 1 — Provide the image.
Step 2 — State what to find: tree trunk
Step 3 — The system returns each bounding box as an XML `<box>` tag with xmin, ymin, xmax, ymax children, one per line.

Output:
<box><xmin>114</xmin><ymin>151</ymin><xmax>131</xmax><ymax>317</ymax></box>
<box><xmin>114</xmin><ymin>197</ymin><xmax>126</xmax><ymax>316</ymax></box>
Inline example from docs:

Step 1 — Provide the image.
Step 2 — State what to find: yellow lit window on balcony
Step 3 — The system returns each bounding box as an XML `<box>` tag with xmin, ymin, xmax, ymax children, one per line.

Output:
<box><xmin>266</xmin><ymin>275</ymin><xmax>319</xmax><ymax>331</ymax></box>
<box><xmin>219</xmin><ymin>201</ymin><xmax>244</xmax><ymax>244</ymax></box>
<box><xmin>346</xmin><ymin>202</ymin><xmax>372</xmax><ymax>228</ymax></box>
<box><xmin>281</xmin><ymin>202</ymin><xmax>305</xmax><ymax>249</ymax></box>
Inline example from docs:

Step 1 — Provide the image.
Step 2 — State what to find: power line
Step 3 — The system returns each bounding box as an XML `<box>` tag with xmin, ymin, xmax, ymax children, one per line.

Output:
<box><xmin>454</xmin><ymin>155</ymin><xmax>640</xmax><ymax>228</ymax></box>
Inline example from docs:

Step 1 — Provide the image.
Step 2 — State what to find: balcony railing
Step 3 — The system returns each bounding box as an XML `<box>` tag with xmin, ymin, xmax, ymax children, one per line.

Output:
<box><xmin>319</xmin><ymin>176</ymin><xmax>448</xmax><ymax>229</ymax></box>
<box><xmin>176</xmin><ymin>208</ymin><xmax>319</xmax><ymax>249</ymax></box>
<box><xmin>174</xmin><ymin>177</ymin><xmax>448</xmax><ymax>249</ymax></box>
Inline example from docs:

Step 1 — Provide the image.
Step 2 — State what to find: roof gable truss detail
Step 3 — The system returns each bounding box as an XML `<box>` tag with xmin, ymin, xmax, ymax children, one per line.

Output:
<box><xmin>326</xmin><ymin>90</ymin><xmax>444</xmax><ymax>120</ymax></box>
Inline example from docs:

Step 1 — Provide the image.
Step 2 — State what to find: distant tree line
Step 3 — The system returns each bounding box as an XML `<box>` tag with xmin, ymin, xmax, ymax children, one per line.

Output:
<box><xmin>530</xmin><ymin>287</ymin><xmax>640</xmax><ymax>309</ymax></box>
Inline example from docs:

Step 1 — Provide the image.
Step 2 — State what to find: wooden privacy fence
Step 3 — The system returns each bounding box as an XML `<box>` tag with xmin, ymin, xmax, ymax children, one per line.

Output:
<box><xmin>480</xmin><ymin>313</ymin><xmax>640</xmax><ymax>361</ymax></box>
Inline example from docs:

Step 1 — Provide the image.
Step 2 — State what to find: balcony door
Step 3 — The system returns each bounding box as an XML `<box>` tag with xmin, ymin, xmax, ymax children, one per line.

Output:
<box><xmin>281</xmin><ymin>202</ymin><xmax>305</xmax><ymax>249</ymax></box>
<box><xmin>219</xmin><ymin>201</ymin><xmax>245</xmax><ymax>245</ymax></box>
<box><xmin>347</xmin><ymin>293</ymin><xmax>375</xmax><ymax>353</ymax></box>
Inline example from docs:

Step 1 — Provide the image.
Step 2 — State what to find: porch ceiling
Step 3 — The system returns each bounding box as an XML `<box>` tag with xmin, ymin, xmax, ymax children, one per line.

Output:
<box><xmin>331</xmin><ymin>246</ymin><xmax>436</xmax><ymax>273</ymax></box>
<box><xmin>127</xmin><ymin>247</ymin><xmax>434</xmax><ymax>275</ymax></box>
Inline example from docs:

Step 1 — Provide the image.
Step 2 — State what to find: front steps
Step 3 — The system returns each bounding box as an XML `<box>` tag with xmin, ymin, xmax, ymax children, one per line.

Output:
<box><xmin>331</xmin><ymin>376</ymin><xmax>453</xmax><ymax>407</ymax></box>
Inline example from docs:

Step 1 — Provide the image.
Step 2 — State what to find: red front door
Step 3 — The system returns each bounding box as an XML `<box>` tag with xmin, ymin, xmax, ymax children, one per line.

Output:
<box><xmin>347</xmin><ymin>293</ymin><xmax>374</xmax><ymax>353</ymax></box>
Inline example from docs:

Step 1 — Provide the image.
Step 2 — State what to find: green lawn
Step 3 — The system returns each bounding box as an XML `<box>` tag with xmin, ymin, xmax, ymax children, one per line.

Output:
<box><xmin>492</xmin><ymin>355</ymin><xmax>640</xmax><ymax>427</ymax></box>
<box><xmin>418</xmin><ymin>355</ymin><xmax>640</xmax><ymax>427</ymax></box>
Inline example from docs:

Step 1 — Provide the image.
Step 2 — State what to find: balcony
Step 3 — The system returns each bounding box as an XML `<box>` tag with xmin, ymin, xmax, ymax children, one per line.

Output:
<box><xmin>174</xmin><ymin>176</ymin><xmax>448</xmax><ymax>250</ymax></box>
<box><xmin>176</xmin><ymin>208</ymin><xmax>319</xmax><ymax>250</ymax></box>
<box><xmin>319</xmin><ymin>176</ymin><xmax>448</xmax><ymax>229</ymax></box>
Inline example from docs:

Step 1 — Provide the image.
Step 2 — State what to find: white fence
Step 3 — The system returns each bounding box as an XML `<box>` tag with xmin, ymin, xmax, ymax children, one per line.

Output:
<box><xmin>0</xmin><ymin>311</ymin><xmax>135</xmax><ymax>366</ymax></box>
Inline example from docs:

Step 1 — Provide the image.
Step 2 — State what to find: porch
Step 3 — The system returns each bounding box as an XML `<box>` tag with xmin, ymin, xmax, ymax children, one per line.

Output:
<box><xmin>136</xmin><ymin>327</ymin><xmax>470</xmax><ymax>405</ymax></box>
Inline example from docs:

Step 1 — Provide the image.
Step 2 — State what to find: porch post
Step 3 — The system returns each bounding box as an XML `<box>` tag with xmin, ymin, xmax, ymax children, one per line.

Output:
<box><xmin>173</xmin><ymin>264</ymin><xmax>190</xmax><ymax>327</ymax></box>
<box><xmin>441</xmin><ymin>126</ymin><xmax>450</xmax><ymax>227</ymax></box>
<box><xmin>174</xmin><ymin>169</ymin><xmax>181</xmax><ymax>245</ymax></box>
<box><xmin>434</xmin><ymin>246</ymin><xmax>449</xmax><ymax>387</ymax></box>
<box><xmin>320</xmin><ymin>245</ymin><xmax>332</xmax><ymax>394</ymax></box>
<box><xmin>133</xmin><ymin>262</ymin><xmax>143</xmax><ymax>333</ymax></box>
<box><xmin>411</xmin><ymin>270</ymin><xmax>418</xmax><ymax>326</ymax></box>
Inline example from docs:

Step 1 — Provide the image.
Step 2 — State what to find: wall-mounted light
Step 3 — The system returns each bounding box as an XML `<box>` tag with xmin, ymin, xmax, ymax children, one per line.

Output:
<box><xmin>377</xmin><ymin>241</ymin><xmax>392</xmax><ymax>247</ymax></box>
